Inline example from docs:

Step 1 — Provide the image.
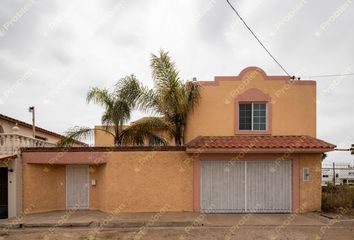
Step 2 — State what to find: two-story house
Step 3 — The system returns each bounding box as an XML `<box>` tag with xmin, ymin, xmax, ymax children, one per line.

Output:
<box><xmin>20</xmin><ymin>67</ymin><xmax>335</xmax><ymax>215</ymax></box>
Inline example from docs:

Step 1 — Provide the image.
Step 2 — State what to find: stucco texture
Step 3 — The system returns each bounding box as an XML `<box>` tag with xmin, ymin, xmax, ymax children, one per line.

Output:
<box><xmin>299</xmin><ymin>153</ymin><xmax>322</xmax><ymax>213</ymax></box>
<box><xmin>94</xmin><ymin>126</ymin><xmax>175</xmax><ymax>146</ymax></box>
<box><xmin>23</xmin><ymin>164</ymin><xmax>66</xmax><ymax>213</ymax></box>
<box><xmin>94</xmin><ymin>126</ymin><xmax>115</xmax><ymax>146</ymax></box>
<box><xmin>98</xmin><ymin>151</ymin><xmax>193</xmax><ymax>212</ymax></box>
<box><xmin>185</xmin><ymin>68</ymin><xmax>316</xmax><ymax>142</ymax></box>
<box><xmin>22</xmin><ymin>151</ymin><xmax>324</xmax><ymax>214</ymax></box>
<box><xmin>22</xmin><ymin>151</ymin><xmax>193</xmax><ymax>213</ymax></box>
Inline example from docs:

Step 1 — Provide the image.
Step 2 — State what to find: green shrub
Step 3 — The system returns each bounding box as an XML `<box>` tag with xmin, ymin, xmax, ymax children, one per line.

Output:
<box><xmin>322</xmin><ymin>184</ymin><xmax>354</xmax><ymax>212</ymax></box>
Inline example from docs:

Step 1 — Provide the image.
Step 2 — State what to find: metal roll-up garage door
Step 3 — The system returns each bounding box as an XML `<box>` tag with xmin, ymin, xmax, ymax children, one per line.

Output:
<box><xmin>200</xmin><ymin>160</ymin><xmax>292</xmax><ymax>213</ymax></box>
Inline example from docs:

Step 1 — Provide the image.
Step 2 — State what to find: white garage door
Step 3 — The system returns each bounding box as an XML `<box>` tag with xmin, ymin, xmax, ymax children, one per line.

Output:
<box><xmin>200</xmin><ymin>160</ymin><xmax>292</xmax><ymax>213</ymax></box>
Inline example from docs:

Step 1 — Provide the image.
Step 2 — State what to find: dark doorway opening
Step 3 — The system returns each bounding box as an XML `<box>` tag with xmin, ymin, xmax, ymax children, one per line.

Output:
<box><xmin>0</xmin><ymin>168</ymin><xmax>8</xmax><ymax>219</ymax></box>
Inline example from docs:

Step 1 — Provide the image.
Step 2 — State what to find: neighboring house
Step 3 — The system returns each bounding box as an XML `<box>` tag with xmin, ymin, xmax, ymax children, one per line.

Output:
<box><xmin>322</xmin><ymin>163</ymin><xmax>354</xmax><ymax>186</ymax></box>
<box><xmin>0</xmin><ymin>113</ymin><xmax>84</xmax><ymax>219</ymax></box>
<box><xmin>20</xmin><ymin>67</ymin><xmax>335</xmax><ymax>215</ymax></box>
<box><xmin>94</xmin><ymin>117</ymin><xmax>174</xmax><ymax>146</ymax></box>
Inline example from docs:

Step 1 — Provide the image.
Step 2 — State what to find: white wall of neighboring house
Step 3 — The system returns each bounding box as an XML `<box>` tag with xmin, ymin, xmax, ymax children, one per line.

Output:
<box><xmin>322</xmin><ymin>163</ymin><xmax>354</xmax><ymax>186</ymax></box>
<box><xmin>0</xmin><ymin>118</ymin><xmax>61</xmax><ymax>144</ymax></box>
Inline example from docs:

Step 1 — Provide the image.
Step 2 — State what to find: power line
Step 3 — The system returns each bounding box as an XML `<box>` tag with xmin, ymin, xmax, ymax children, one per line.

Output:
<box><xmin>225</xmin><ymin>0</ymin><xmax>291</xmax><ymax>77</ymax></box>
<box><xmin>307</xmin><ymin>73</ymin><xmax>354</xmax><ymax>78</ymax></box>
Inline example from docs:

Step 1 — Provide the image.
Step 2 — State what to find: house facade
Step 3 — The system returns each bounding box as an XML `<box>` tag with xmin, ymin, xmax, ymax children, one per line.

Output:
<box><xmin>20</xmin><ymin>67</ymin><xmax>335</xmax><ymax>215</ymax></box>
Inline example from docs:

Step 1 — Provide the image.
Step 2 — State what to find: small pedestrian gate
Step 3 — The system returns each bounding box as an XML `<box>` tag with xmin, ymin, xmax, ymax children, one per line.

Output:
<box><xmin>66</xmin><ymin>165</ymin><xmax>89</xmax><ymax>209</ymax></box>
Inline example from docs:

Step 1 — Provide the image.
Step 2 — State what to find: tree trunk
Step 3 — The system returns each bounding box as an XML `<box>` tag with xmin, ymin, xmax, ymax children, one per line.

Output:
<box><xmin>174</xmin><ymin>123</ymin><xmax>183</xmax><ymax>146</ymax></box>
<box><xmin>114</xmin><ymin>127</ymin><xmax>121</xmax><ymax>146</ymax></box>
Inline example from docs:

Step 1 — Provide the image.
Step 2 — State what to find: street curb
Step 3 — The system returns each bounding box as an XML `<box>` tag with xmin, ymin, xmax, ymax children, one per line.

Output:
<box><xmin>23</xmin><ymin>221</ymin><xmax>93</xmax><ymax>228</ymax></box>
<box><xmin>97</xmin><ymin>221</ymin><xmax>194</xmax><ymax>228</ymax></box>
<box><xmin>1</xmin><ymin>219</ymin><xmax>354</xmax><ymax>229</ymax></box>
<box><xmin>1</xmin><ymin>221</ymin><xmax>195</xmax><ymax>230</ymax></box>
<box><xmin>0</xmin><ymin>224</ymin><xmax>21</xmax><ymax>230</ymax></box>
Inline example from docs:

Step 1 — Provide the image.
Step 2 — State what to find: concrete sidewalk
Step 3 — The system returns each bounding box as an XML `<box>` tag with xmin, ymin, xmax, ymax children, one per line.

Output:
<box><xmin>0</xmin><ymin>210</ymin><xmax>351</xmax><ymax>230</ymax></box>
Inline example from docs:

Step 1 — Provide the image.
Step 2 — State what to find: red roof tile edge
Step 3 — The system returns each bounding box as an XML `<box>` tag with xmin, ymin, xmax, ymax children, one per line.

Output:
<box><xmin>186</xmin><ymin>135</ymin><xmax>336</xmax><ymax>150</ymax></box>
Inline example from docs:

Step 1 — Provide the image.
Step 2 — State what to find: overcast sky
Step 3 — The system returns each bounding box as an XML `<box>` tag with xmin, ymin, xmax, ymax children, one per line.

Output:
<box><xmin>0</xmin><ymin>0</ymin><xmax>353</xmax><ymax>164</ymax></box>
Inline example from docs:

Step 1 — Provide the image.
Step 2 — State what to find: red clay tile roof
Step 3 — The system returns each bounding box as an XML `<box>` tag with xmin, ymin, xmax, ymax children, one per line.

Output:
<box><xmin>186</xmin><ymin>135</ymin><xmax>336</xmax><ymax>151</ymax></box>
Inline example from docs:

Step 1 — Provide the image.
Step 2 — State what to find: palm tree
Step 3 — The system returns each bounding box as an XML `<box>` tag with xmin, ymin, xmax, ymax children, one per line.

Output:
<box><xmin>58</xmin><ymin>75</ymin><xmax>166</xmax><ymax>147</ymax></box>
<box><xmin>119</xmin><ymin>50</ymin><xmax>201</xmax><ymax>145</ymax></box>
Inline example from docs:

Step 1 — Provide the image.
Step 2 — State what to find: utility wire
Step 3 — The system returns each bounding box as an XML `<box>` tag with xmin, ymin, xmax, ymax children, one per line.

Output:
<box><xmin>225</xmin><ymin>0</ymin><xmax>291</xmax><ymax>77</ymax></box>
<box><xmin>307</xmin><ymin>73</ymin><xmax>354</xmax><ymax>78</ymax></box>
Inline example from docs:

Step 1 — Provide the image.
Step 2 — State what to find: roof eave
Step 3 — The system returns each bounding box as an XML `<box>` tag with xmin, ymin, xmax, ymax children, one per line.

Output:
<box><xmin>0</xmin><ymin>154</ymin><xmax>17</xmax><ymax>162</ymax></box>
<box><xmin>185</xmin><ymin>148</ymin><xmax>335</xmax><ymax>154</ymax></box>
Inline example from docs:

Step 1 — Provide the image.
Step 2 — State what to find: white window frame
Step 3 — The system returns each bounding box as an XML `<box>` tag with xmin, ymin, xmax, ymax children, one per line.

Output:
<box><xmin>239</xmin><ymin>102</ymin><xmax>268</xmax><ymax>131</ymax></box>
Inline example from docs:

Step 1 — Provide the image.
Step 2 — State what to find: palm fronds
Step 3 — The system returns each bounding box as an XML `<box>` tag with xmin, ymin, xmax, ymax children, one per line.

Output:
<box><xmin>115</xmin><ymin>74</ymin><xmax>142</xmax><ymax>107</ymax></box>
<box><xmin>61</xmin><ymin>49</ymin><xmax>200</xmax><ymax>147</ymax></box>
<box><xmin>121</xmin><ymin>117</ymin><xmax>169</xmax><ymax>146</ymax></box>
<box><xmin>86</xmin><ymin>87</ymin><xmax>112</xmax><ymax>106</ymax></box>
<box><xmin>57</xmin><ymin>126</ymin><xmax>94</xmax><ymax>147</ymax></box>
<box><xmin>57</xmin><ymin>126</ymin><xmax>117</xmax><ymax>147</ymax></box>
<box><xmin>146</xmin><ymin>50</ymin><xmax>201</xmax><ymax>145</ymax></box>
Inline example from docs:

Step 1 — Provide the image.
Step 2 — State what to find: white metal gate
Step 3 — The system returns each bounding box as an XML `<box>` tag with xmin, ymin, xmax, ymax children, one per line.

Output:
<box><xmin>200</xmin><ymin>160</ymin><xmax>292</xmax><ymax>213</ymax></box>
<box><xmin>66</xmin><ymin>165</ymin><xmax>89</xmax><ymax>209</ymax></box>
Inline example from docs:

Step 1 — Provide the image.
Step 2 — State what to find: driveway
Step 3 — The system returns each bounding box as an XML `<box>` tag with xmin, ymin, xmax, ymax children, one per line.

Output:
<box><xmin>0</xmin><ymin>210</ymin><xmax>353</xmax><ymax>239</ymax></box>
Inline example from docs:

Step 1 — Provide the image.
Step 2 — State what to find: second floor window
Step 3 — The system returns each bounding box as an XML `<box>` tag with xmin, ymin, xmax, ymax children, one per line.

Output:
<box><xmin>239</xmin><ymin>103</ymin><xmax>267</xmax><ymax>130</ymax></box>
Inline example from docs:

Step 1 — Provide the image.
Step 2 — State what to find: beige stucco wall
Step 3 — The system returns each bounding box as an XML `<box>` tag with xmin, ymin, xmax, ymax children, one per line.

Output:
<box><xmin>94</xmin><ymin>126</ymin><xmax>115</xmax><ymax>146</ymax></box>
<box><xmin>22</xmin><ymin>151</ymin><xmax>193</xmax><ymax>213</ymax></box>
<box><xmin>23</xmin><ymin>164</ymin><xmax>66</xmax><ymax>213</ymax></box>
<box><xmin>99</xmin><ymin>151</ymin><xmax>193</xmax><ymax>212</ymax></box>
<box><xmin>22</xmin><ymin>151</ymin><xmax>323</xmax><ymax>214</ymax></box>
<box><xmin>94</xmin><ymin>126</ymin><xmax>175</xmax><ymax>146</ymax></box>
<box><xmin>299</xmin><ymin>153</ymin><xmax>322</xmax><ymax>212</ymax></box>
<box><xmin>185</xmin><ymin>69</ymin><xmax>316</xmax><ymax>142</ymax></box>
<box><xmin>89</xmin><ymin>164</ymin><xmax>106</xmax><ymax>210</ymax></box>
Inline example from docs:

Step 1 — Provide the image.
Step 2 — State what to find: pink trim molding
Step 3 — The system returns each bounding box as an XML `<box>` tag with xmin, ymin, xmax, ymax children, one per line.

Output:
<box><xmin>22</xmin><ymin>152</ymin><xmax>108</xmax><ymax>165</ymax></box>
<box><xmin>292</xmin><ymin>155</ymin><xmax>300</xmax><ymax>212</ymax></box>
<box><xmin>199</xmin><ymin>66</ymin><xmax>316</xmax><ymax>86</ymax></box>
<box><xmin>193</xmin><ymin>153</ymin><xmax>300</xmax><ymax>213</ymax></box>
<box><xmin>193</xmin><ymin>158</ymin><xmax>201</xmax><ymax>212</ymax></box>
<box><xmin>234</xmin><ymin>88</ymin><xmax>272</xmax><ymax>135</ymax></box>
